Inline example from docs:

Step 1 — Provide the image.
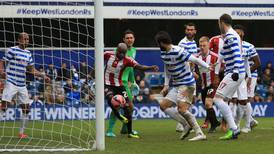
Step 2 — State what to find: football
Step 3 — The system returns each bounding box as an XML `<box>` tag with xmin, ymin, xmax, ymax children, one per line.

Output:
<box><xmin>111</xmin><ymin>95</ymin><xmax>126</xmax><ymax>108</ymax></box>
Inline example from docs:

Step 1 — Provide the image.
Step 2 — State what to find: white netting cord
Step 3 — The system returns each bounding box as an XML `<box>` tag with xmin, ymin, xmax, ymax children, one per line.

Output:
<box><xmin>0</xmin><ymin>1</ymin><xmax>96</xmax><ymax>151</ymax></box>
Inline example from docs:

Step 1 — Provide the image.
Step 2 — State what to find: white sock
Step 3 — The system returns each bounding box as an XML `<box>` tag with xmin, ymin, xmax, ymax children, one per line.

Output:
<box><xmin>213</xmin><ymin>98</ymin><xmax>237</xmax><ymax>130</ymax></box>
<box><xmin>20</xmin><ymin>114</ymin><xmax>29</xmax><ymax>134</ymax></box>
<box><xmin>164</xmin><ymin>107</ymin><xmax>189</xmax><ymax>128</ymax></box>
<box><xmin>229</xmin><ymin>103</ymin><xmax>237</xmax><ymax>118</ymax></box>
<box><xmin>180</xmin><ymin>110</ymin><xmax>204</xmax><ymax>135</ymax></box>
<box><xmin>245</xmin><ymin>102</ymin><xmax>252</xmax><ymax>128</ymax></box>
<box><xmin>235</xmin><ymin>104</ymin><xmax>246</xmax><ymax>127</ymax></box>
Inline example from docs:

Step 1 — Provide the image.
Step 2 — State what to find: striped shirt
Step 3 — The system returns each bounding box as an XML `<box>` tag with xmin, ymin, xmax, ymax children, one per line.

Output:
<box><xmin>3</xmin><ymin>46</ymin><xmax>34</xmax><ymax>87</ymax></box>
<box><xmin>178</xmin><ymin>36</ymin><xmax>198</xmax><ymax>55</ymax></box>
<box><xmin>220</xmin><ymin>28</ymin><xmax>245</xmax><ymax>75</ymax></box>
<box><xmin>242</xmin><ymin>41</ymin><xmax>258</xmax><ymax>78</ymax></box>
<box><xmin>197</xmin><ymin>51</ymin><xmax>218</xmax><ymax>88</ymax></box>
<box><xmin>104</xmin><ymin>51</ymin><xmax>138</xmax><ymax>86</ymax></box>
<box><xmin>161</xmin><ymin>45</ymin><xmax>195</xmax><ymax>87</ymax></box>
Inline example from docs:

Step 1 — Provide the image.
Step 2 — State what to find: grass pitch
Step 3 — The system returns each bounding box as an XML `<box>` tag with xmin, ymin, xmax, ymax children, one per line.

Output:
<box><xmin>0</xmin><ymin>118</ymin><xmax>274</xmax><ymax>154</ymax></box>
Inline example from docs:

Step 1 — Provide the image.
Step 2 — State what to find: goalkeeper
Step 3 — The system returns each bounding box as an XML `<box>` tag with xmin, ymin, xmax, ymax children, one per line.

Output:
<box><xmin>106</xmin><ymin>30</ymin><xmax>138</xmax><ymax>137</ymax></box>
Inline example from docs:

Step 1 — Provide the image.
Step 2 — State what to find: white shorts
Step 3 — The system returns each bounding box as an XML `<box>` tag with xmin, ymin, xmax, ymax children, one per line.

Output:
<box><xmin>232</xmin><ymin>79</ymin><xmax>248</xmax><ymax>100</ymax></box>
<box><xmin>216</xmin><ymin>73</ymin><xmax>245</xmax><ymax>99</ymax></box>
<box><xmin>247</xmin><ymin>77</ymin><xmax>257</xmax><ymax>98</ymax></box>
<box><xmin>1</xmin><ymin>82</ymin><xmax>31</xmax><ymax>104</ymax></box>
<box><xmin>165</xmin><ymin>85</ymin><xmax>196</xmax><ymax>104</ymax></box>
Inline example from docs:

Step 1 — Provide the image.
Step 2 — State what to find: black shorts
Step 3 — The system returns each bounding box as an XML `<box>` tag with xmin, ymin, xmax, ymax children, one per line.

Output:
<box><xmin>104</xmin><ymin>85</ymin><xmax>128</xmax><ymax>100</ymax></box>
<box><xmin>201</xmin><ymin>85</ymin><xmax>216</xmax><ymax>105</ymax></box>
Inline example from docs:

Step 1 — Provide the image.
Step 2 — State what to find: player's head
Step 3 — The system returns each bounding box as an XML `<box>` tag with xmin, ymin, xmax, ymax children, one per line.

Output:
<box><xmin>123</xmin><ymin>29</ymin><xmax>135</xmax><ymax>48</ymax></box>
<box><xmin>154</xmin><ymin>31</ymin><xmax>172</xmax><ymax>51</ymax></box>
<box><xmin>233</xmin><ymin>24</ymin><xmax>245</xmax><ymax>40</ymax></box>
<box><xmin>219</xmin><ymin>14</ymin><xmax>232</xmax><ymax>34</ymax></box>
<box><xmin>116</xmin><ymin>43</ymin><xmax>128</xmax><ymax>60</ymax></box>
<box><xmin>184</xmin><ymin>22</ymin><xmax>196</xmax><ymax>40</ymax></box>
<box><xmin>18</xmin><ymin>32</ymin><xmax>29</xmax><ymax>49</ymax></box>
<box><xmin>199</xmin><ymin>36</ymin><xmax>210</xmax><ymax>55</ymax></box>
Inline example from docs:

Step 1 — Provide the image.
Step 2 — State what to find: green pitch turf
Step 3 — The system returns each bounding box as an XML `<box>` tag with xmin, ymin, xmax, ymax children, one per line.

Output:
<box><xmin>0</xmin><ymin>118</ymin><xmax>274</xmax><ymax>154</ymax></box>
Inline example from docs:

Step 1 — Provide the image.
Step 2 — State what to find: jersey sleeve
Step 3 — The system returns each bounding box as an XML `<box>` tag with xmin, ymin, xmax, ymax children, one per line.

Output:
<box><xmin>224</xmin><ymin>35</ymin><xmax>242</xmax><ymax>73</ymax></box>
<box><xmin>247</xmin><ymin>44</ymin><xmax>258</xmax><ymax>58</ymax></box>
<box><xmin>178</xmin><ymin>48</ymin><xmax>191</xmax><ymax>62</ymax></box>
<box><xmin>28</xmin><ymin>53</ymin><xmax>34</xmax><ymax>66</ymax></box>
<box><xmin>124</xmin><ymin>57</ymin><xmax>138</xmax><ymax>67</ymax></box>
<box><xmin>3</xmin><ymin>48</ymin><xmax>14</xmax><ymax>61</ymax></box>
<box><xmin>104</xmin><ymin>51</ymin><xmax>113</xmax><ymax>60</ymax></box>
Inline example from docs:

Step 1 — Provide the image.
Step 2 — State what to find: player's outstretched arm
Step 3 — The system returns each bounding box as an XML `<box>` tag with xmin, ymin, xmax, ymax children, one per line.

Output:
<box><xmin>134</xmin><ymin>64</ymin><xmax>159</xmax><ymax>72</ymax></box>
<box><xmin>188</xmin><ymin>55</ymin><xmax>211</xmax><ymax>71</ymax></box>
<box><xmin>0</xmin><ymin>60</ymin><xmax>6</xmax><ymax>79</ymax></box>
<box><xmin>27</xmin><ymin>65</ymin><xmax>50</xmax><ymax>82</ymax></box>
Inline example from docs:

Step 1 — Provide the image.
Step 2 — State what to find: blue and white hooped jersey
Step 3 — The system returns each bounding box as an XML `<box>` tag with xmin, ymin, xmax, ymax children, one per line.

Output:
<box><xmin>3</xmin><ymin>46</ymin><xmax>34</xmax><ymax>87</ymax></box>
<box><xmin>242</xmin><ymin>41</ymin><xmax>258</xmax><ymax>78</ymax></box>
<box><xmin>161</xmin><ymin>45</ymin><xmax>195</xmax><ymax>87</ymax></box>
<box><xmin>221</xmin><ymin>28</ymin><xmax>245</xmax><ymax>75</ymax></box>
<box><xmin>178</xmin><ymin>36</ymin><xmax>198</xmax><ymax>55</ymax></box>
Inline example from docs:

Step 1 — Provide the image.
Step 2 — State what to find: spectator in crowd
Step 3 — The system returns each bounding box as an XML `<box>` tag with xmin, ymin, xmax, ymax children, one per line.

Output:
<box><xmin>254</xmin><ymin>94</ymin><xmax>263</xmax><ymax>103</ymax></box>
<box><xmin>58</xmin><ymin>63</ymin><xmax>71</xmax><ymax>83</ymax></box>
<box><xmin>135</xmin><ymin>80</ymin><xmax>151</xmax><ymax>103</ymax></box>
<box><xmin>134</xmin><ymin>69</ymin><xmax>145</xmax><ymax>85</ymax></box>
<box><xmin>262</xmin><ymin>68</ymin><xmax>272</xmax><ymax>86</ymax></box>
<box><xmin>70</xmin><ymin>65</ymin><xmax>80</xmax><ymax>87</ymax></box>
<box><xmin>46</xmin><ymin>64</ymin><xmax>58</xmax><ymax>81</ymax></box>
<box><xmin>66</xmin><ymin>84</ymin><xmax>80</xmax><ymax>105</ymax></box>
<box><xmin>80</xmin><ymin>62</ymin><xmax>88</xmax><ymax>83</ymax></box>
<box><xmin>44</xmin><ymin>85</ymin><xmax>54</xmax><ymax>104</ymax></box>
<box><xmin>266</xmin><ymin>95</ymin><xmax>273</xmax><ymax>103</ymax></box>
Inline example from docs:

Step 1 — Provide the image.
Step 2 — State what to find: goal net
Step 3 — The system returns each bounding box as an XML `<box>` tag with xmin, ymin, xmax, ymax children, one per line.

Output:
<box><xmin>0</xmin><ymin>0</ymin><xmax>103</xmax><ymax>151</ymax></box>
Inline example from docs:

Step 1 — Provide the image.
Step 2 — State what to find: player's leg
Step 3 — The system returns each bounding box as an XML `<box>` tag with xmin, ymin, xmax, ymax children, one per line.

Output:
<box><xmin>206</xmin><ymin>97</ymin><xmax>220</xmax><ymax>133</ymax></box>
<box><xmin>234</xmin><ymin>80</ymin><xmax>248</xmax><ymax>131</ymax></box>
<box><xmin>213</xmin><ymin>73</ymin><xmax>244</xmax><ymax>140</ymax></box>
<box><xmin>201</xmin><ymin>87</ymin><xmax>209</xmax><ymax>129</ymax></box>
<box><xmin>0</xmin><ymin>82</ymin><xmax>18</xmax><ymax>121</ymax></box>
<box><xmin>176</xmin><ymin>85</ymin><xmax>206</xmax><ymax>141</ymax></box>
<box><xmin>105</xmin><ymin>86</ymin><xmax>128</xmax><ymax>137</ymax></box>
<box><xmin>18</xmin><ymin>86</ymin><xmax>32</xmax><ymax>139</ymax></box>
<box><xmin>159</xmin><ymin>87</ymin><xmax>191</xmax><ymax>135</ymax></box>
<box><xmin>107</xmin><ymin>111</ymin><xmax>117</xmax><ymax>136</ymax></box>
<box><xmin>242</xmin><ymin>77</ymin><xmax>258</xmax><ymax>132</ymax></box>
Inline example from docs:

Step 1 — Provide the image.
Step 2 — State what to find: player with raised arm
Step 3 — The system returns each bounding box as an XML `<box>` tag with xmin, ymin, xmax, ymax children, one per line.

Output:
<box><xmin>233</xmin><ymin>24</ymin><xmax>260</xmax><ymax>133</ymax></box>
<box><xmin>104</xmin><ymin>43</ymin><xmax>158</xmax><ymax>139</ymax></box>
<box><xmin>197</xmin><ymin>36</ymin><xmax>220</xmax><ymax>133</ymax></box>
<box><xmin>106</xmin><ymin>30</ymin><xmax>139</xmax><ymax>137</ymax></box>
<box><xmin>213</xmin><ymin>14</ymin><xmax>244</xmax><ymax>140</ymax></box>
<box><xmin>155</xmin><ymin>31</ymin><xmax>211</xmax><ymax>141</ymax></box>
<box><xmin>0</xmin><ymin>32</ymin><xmax>50</xmax><ymax>139</ymax></box>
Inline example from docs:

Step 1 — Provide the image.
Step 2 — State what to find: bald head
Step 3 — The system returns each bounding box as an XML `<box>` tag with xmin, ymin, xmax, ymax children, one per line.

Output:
<box><xmin>116</xmin><ymin>43</ymin><xmax>128</xmax><ymax>60</ymax></box>
<box><xmin>18</xmin><ymin>32</ymin><xmax>29</xmax><ymax>49</ymax></box>
<box><xmin>117</xmin><ymin>43</ymin><xmax>127</xmax><ymax>51</ymax></box>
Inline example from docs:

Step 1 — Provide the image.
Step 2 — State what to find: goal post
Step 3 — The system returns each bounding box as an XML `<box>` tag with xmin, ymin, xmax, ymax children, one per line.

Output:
<box><xmin>94</xmin><ymin>0</ymin><xmax>105</xmax><ymax>151</ymax></box>
<box><xmin>0</xmin><ymin>0</ymin><xmax>105</xmax><ymax>151</ymax></box>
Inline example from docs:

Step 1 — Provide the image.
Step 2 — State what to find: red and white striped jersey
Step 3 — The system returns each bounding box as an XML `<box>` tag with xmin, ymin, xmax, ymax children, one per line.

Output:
<box><xmin>209</xmin><ymin>35</ymin><xmax>224</xmax><ymax>55</ymax></box>
<box><xmin>104</xmin><ymin>51</ymin><xmax>138</xmax><ymax>86</ymax></box>
<box><xmin>197</xmin><ymin>51</ymin><xmax>218</xmax><ymax>88</ymax></box>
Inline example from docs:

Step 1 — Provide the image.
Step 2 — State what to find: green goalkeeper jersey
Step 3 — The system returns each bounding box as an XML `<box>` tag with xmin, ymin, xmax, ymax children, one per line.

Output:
<box><xmin>115</xmin><ymin>47</ymin><xmax>136</xmax><ymax>101</ymax></box>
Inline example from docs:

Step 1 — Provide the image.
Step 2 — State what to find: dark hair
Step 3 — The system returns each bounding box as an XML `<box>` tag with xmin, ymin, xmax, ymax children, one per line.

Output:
<box><xmin>219</xmin><ymin>14</ymin><xmax>232</xmax><ymax>25</ymax></box>
<box><xmin>233</xmin><ymin>24</ymin><xmax>246</xmax><ymax>33</ymax></box>
<box><xmin>155</xmin><ymin>31</ymin><xmax>172</xmax><ymax>45</ymax></box>
<box><xmin>184</xmin><ymin>22</ymin><xmax>196</xmax><ymax>30</ymax></box>
<box><xmin>123</xmin><ymin>29</ymin><xmax>135</xmax><ymax>38</ymax></box>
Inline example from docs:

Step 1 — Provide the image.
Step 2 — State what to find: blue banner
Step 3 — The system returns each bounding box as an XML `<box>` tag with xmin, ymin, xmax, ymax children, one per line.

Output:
<box><xmin>1</xmin><ymin>102</ymin><xmax>274</xmax><ymax>121</ymax></box>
